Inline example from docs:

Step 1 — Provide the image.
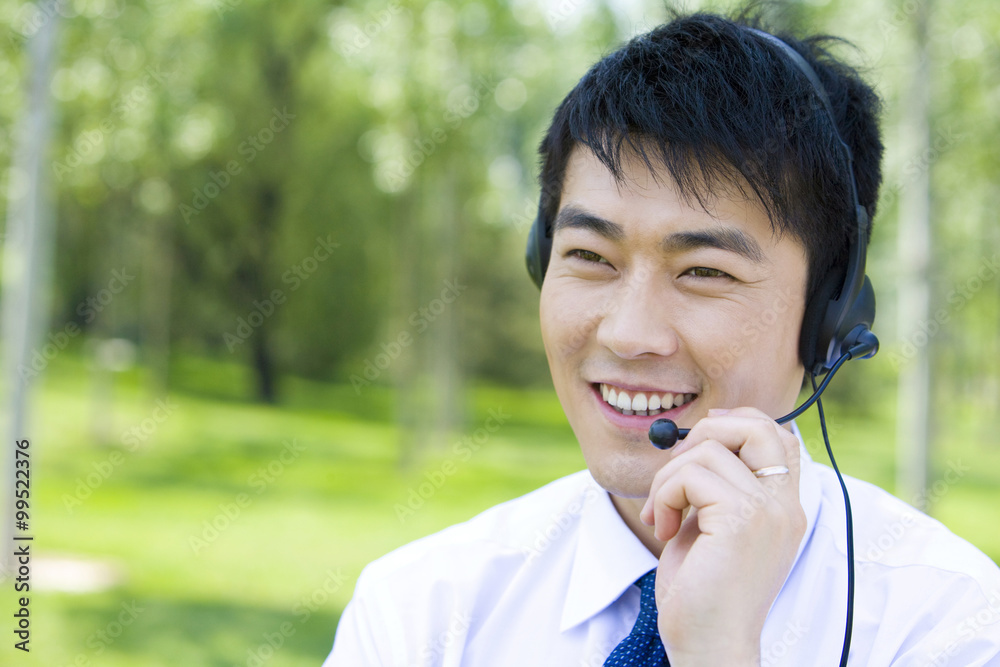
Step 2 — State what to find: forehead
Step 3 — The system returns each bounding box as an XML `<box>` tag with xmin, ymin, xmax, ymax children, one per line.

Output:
<box><xmin>557</xmin><ymin>146</ymin><xmax>783</xmax><ymax>245</ymax></box>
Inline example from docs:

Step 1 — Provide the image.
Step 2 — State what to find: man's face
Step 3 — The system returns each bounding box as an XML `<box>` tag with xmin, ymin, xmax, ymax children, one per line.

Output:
<box><xmin>540</xmin><ymin>148</ymin><xmax>809</xmax><ymax>499</ymax></box>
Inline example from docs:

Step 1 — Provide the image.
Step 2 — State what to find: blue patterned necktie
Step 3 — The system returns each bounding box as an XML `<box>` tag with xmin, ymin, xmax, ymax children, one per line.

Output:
<box><xmin>604</xmin><ymin>569</ymin><xmax>670</xmax><ymax>666</ymax></box>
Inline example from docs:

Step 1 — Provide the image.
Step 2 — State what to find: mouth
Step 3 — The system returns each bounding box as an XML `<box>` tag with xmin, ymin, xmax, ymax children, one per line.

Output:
<box><xmin>593</xmin><ymin>382</ymin><xmax>698</xmax><ymax>417</ymax></box>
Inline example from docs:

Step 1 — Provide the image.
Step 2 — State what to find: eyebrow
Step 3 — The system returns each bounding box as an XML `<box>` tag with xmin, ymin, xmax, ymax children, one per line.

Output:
<box><xmin>661</xmin><ymin>228</ymin><xmax>765</xmax><ymax>264</ymax></box>
<box><xmin>552</xmin><ymin>207</ymin><xmax>626</xmax><ymax>242</ymax></box>
<box><xmin>552</xmin><ymin>206</ymin><xmax>765</xmax><ymax>264</ymax></box>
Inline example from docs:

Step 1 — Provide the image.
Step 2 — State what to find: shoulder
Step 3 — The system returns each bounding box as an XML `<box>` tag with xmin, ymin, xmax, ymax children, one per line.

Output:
<box><xmin>809</xmin><ymin>460</ymin><xmax>998</xmax><ymax>580</ymax></box>
<box><xmin>805</xmin><ymin>460</ymin><xmax>1000</xmax><ymax>662</ymax></box>
<box><xmin>337</xmin><ymin>470</ymin><xmax>599</xmax><ymax>662</ymax></box>
<box><xmin>329</xmin><ymin>470</ymin><xmax>608</xmax><ymax>665</ymax></box>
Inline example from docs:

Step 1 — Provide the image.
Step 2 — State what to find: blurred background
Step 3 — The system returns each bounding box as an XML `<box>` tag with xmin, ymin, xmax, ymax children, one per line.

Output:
<box><xmin>0</xmin><ymin>0</ymin><xmax>998</xmax><ymax>664</ymax></box>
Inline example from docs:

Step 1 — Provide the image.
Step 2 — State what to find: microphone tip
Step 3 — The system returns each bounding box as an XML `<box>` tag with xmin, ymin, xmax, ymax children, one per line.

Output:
<box><xmin>648</xmin><ymin>419</ymin><xmax>679</xmax><ymax>449</ymax></box>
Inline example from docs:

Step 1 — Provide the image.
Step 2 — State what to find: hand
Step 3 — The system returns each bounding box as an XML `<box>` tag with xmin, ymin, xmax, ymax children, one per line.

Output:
<box><xmin>638</xmin><ymin>407</ymin><xmax>807</xmax><ymax>666</ymax></box>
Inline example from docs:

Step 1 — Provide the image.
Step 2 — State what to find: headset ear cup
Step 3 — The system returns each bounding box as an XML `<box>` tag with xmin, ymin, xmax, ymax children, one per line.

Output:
<box><xmin>838</xmin><ymin>275</ymin><xmax>877</xmax><ymax>350</ymax></box>
<box><xmin>525</xmin><ymin>209</ymin><xmax>551</xmax><ymax>289</ymax></box>
<box><xmin>525</xmin><ymin>214</ymin><xmax>543</xmax><ymax>288</ymax></box>
<box><xmin>799</xmin><ymin>267</ymin><xmax>845</xmax><ymax>373</ymax></box>
<box><xmin>847</xmin><ymin>275</ymin><xmax>876</xmax><ymax>331</ymax></box>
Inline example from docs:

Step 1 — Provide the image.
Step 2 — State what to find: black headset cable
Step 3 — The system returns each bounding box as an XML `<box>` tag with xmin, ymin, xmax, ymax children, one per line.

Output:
<box><xmin>811</xmin><ymin>371</ymin><xmax>855</xmax><ymax>667</ymax></box>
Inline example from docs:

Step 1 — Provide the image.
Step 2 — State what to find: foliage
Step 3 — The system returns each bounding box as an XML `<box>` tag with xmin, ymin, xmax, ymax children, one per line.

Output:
<box><xmin>1</xmin><ymin>0</ymin><xmax>996</xmax><ymax>420</ymax></box>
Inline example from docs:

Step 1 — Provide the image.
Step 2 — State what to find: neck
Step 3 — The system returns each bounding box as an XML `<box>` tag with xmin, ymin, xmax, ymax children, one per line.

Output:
<box><xmin>609</xmin><ymin>493</ymin><xmax>667</xmax><ymax>557</ymax></box>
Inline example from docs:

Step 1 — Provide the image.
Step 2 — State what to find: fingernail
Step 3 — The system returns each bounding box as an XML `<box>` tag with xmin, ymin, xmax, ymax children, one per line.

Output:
<box><xmin>708</xmin><ymin>408</ymin><xmax>730</xmax><ymax>416</ymax></box>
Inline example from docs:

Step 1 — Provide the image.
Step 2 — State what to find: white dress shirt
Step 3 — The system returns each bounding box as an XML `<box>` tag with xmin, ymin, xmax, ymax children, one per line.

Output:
<box><xmin>324</xmin><ymin>436</ymin><xmax>1000</xmax><ymax>666</ymax></box>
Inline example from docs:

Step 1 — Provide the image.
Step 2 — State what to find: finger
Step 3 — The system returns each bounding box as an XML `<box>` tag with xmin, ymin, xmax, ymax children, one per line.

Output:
<box><xmin>676</xmin><ymin>412</ymin><xmax>800</xmax><ymax>478</ymax></box>
<box><xmin>656</xmin><ymin>508</ymin><xmax>700</xmax><ymax>593</ymax></box>
<box><xmin>718</xmin><ymin>406</ymin><xmax>802</xmax><ymax>462</ymax></box>
<box><xmin>640</xmin><ymin>439</ymin><xmax>759</xmax><ymax>524</ymax></box>
<box><xmin>640</xmin><ymin>439</ymin><xmax>794</xmax><ymax>537</ymax></box>
<box><xmin>648</xmin><ymin>461</ymin><xmax>752</xmax><ymax>542</ymax></box>
<box><xmin>642</xmin><ymin>426</ymin><xmax>800</xmax><ymax>531</ymax></box>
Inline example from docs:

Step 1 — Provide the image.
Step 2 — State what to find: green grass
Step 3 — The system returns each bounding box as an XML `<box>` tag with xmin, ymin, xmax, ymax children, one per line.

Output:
<box><xmin>0</xmin><ymin>354</ymin><xmax>585</xmax><ymax>666</ymax></box>
<box><xmin>0</xmin><ymin>352</ymin><xmax>997</xmax><ymax>666</ymax></box>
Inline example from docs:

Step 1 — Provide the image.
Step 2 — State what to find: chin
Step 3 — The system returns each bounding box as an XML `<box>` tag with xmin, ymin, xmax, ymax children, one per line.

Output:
<box><xmin>579</xmin><ymin>437</ymin><xmax>661</xmax><ymax>499</ymax></box>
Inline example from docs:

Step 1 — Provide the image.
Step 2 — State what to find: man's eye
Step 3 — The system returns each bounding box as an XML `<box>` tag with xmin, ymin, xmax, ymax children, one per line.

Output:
<box><xmin>568</xmin><ymin>249</ymin><xmax>610</xmax><ymax>265</ymax></box>
<box><xmin>684</xmin><ymin>267</ymin><xmax>732</xmax><ymax>279</ymax></box>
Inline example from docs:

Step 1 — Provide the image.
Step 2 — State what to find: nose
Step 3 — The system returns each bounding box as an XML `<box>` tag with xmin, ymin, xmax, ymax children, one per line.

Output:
<box><xmin>595</xmin><ymin>267</ymin><xmax>680</xmax><ymax>359</ymax></box>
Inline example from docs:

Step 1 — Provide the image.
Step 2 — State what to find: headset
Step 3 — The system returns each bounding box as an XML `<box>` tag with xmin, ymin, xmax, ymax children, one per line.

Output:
<box><xmin>525</xmin><ymin>26</ymin><xmax>880</xmax><ymax>666</ymax></box>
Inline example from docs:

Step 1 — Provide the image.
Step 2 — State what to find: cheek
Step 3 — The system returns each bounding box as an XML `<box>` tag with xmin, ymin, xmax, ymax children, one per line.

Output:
<box><xmin>760</xmin><ymin>291</ymin><xmax>807</xmax><ymax>370</ymax></box>
<box><xmin>674</xmin><ymin>300</ymin><xmax>750</xmax><ymax>370</ymax></box>
<box><xmin>684</xmin><ymin>294</ymin><xmax>805</xmax><ymax>386</ymax></box>
<box><xmin>540</xmin><ymin>281</ymin><xmax>603</xmax><ymax>362</ymax></box>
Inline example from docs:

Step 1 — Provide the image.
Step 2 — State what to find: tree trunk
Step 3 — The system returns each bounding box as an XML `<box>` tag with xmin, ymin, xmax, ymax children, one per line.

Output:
<box><xmin>393</xmin><ymin>190</ymin><xmax>425</xmax><ymax>470</ymax></box>
<box><xmin>251</xmin><ymin>185</ymin><xmax>280</xmax><ymax>403</ymax></box>
<box><xmin>895</xmin><ymin>0</ymin><xmax>933</xmax><ymax>510</ymax></box>
<box><xmin>430</xmin><ymin>164</ymin><xmax>463</xmax><ymax>444</ymax></box>
<box><xmin>253</xmin><ymin>325</ymin><xmax>277</xmax><ymax>404</ymax></box>
<box><xmin>143</xmin><ymin>214</ymin><xmax>174</xmax><ymax>397</ymax></box>
<box><xmin>1</xmin><ymin>11</ymin><xmax>59</xmax><ymax>574</ymax></box>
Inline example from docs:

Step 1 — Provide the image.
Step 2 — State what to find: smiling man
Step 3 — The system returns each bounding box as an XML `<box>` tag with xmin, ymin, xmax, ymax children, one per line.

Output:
<box><xmin>325</xmin><ymin>11</ymin><xmax>1000</xmax><ymax>666</ymax></box>
<box><xmin>540</xmin><ymin>147</ymin><xmax>811</xmax><ymax>661</ymax></box>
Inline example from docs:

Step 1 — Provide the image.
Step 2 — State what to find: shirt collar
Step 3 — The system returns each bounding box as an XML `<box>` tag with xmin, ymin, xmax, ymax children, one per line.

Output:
<box><xmin>560</xmin><ymin>473</ymin><xmax>657</xmax><ymax>632</ymax></box>
<box><xmin>559</xmin><ymin>421</ymin><xmax>822</xmax><ymax>633</ymax></box>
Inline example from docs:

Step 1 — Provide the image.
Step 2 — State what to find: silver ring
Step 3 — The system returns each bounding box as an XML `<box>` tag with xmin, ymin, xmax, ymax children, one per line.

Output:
<box><xmin>753</xmin><ymin>465</ymin><xmax>790</xmax><ymax>478</ymax></box>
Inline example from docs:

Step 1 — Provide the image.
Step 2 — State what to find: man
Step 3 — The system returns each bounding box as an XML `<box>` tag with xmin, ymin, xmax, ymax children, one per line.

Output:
<box><xmin>325</xmin><ymin>11</ymin><xmax>1000</xmax><ymax>666</ymax></box>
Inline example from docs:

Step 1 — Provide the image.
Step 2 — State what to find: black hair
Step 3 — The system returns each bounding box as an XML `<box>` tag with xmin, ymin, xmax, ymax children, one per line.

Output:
<box><xmin>536</xmin><ymin>9</ymin><xmax>883</xmax><ymax>296</ymax></box>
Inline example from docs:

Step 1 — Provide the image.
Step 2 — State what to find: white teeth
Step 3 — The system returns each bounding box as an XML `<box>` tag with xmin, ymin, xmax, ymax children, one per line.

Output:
<box><xmin>599</xmin><ymin>384</ymin><xmax>696</xmax><ymax>415</ymax></box>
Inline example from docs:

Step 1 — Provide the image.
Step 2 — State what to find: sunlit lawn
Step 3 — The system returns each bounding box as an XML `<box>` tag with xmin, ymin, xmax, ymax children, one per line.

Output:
<box><xmin>1</xmin><ymin>352</ymin><xmax>998</xmax><ymax>666</ymax></box>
